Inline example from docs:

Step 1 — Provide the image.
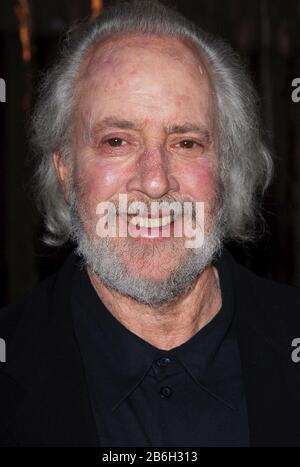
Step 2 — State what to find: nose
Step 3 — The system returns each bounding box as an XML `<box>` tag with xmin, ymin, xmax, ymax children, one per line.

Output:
<box><xmin>127</xmin><ymin>145</ymin><xmax>179</xmax><ymax>199</ymax></box>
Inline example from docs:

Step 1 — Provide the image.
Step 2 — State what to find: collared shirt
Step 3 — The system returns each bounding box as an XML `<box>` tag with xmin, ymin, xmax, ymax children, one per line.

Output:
<box><xmin>71</xmin><ymin>251</ymin><xmax>249</xmax><ymax>447</ymax></box>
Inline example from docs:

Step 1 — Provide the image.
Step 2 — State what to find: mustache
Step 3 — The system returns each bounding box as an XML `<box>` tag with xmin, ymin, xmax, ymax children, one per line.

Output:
<box><xmin>108</xmin><ymin>195</ymin><xmax>199</xmax><ymax>219</ymax></box>
<box><xmin>68</xmin><ymin>184</ymin><xmax>203</xmax><ymax>222</ymax></box>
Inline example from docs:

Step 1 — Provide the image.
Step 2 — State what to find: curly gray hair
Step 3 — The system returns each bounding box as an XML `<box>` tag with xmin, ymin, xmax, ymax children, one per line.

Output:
<box><xmin>30</xmin><ymin>0</ymin><xmax>273</xmax><ymax>246</ymax></box>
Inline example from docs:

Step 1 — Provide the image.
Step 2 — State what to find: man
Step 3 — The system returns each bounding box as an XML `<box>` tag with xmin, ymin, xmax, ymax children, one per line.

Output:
<box><xmin>1</xmin><ymin>0</ymin><xmax>300</xmax><ymax>447</ymax></box>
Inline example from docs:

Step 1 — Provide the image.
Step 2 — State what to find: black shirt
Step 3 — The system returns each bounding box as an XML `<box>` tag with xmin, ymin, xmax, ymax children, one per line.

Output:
<box><xmin>71</xmin><ymin>251</ymin><xmax>249</xmax><ymax>447</ymax></box>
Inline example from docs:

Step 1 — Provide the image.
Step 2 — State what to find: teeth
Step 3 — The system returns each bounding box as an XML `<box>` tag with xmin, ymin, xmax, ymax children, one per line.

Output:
<box><xmin>130</xmin><ymin>215</ymin><xmax>173</xmax><ymax>228</ymax></box>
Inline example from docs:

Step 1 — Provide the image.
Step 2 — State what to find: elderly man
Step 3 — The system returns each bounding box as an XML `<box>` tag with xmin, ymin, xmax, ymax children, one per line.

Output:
<box><xmin>1</xmin><ymin>0</ymin><xmax>300</xmax><ymax>448</ymax></box>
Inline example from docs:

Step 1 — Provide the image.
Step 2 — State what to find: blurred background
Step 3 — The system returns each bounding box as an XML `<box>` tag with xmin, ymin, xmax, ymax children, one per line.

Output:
<box><xmin>0</xmin><ymin>0</ymin><xmax>300</xmax><ymax>307</ymax></box>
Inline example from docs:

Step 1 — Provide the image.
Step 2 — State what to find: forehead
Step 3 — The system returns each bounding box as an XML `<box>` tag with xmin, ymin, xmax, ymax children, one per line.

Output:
<box><xmin>82</xmin><ymin>33</ymin><xmax>208</xmax><ymax>74</ymax></box>
<box><xmin>78</xmin><ymin>33</ymin><xmax>211</xmax><ymax>88</ymax></box>
<box><xmin>75</xmin><ymin>34</ymin><xmax>214</xmax><ymax>128</ymax></box>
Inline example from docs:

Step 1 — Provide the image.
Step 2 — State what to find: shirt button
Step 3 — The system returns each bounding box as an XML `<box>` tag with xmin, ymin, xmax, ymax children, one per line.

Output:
<box><xmin>160</xmin><ymin>386</ymin><xmax>173</xmax><ymax>398</ymax></box>
<box><xmin>156</xmin><ymin>356</ymin><xmax>171</xmax><ymax>367</ymax></box>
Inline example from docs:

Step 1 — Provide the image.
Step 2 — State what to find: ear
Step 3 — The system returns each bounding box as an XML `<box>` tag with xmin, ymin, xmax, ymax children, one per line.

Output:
<box><xmin>53</xmin><ymin>152</ymin><xmax>71</xmax><ymax>204</ymax></box>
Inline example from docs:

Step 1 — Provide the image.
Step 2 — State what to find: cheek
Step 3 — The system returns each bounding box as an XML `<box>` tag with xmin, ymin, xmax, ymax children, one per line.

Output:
<box><xmin>177</xmin><ymin>161</ymin><xmax>218</xmax><ymax>201</ymax></box>
<box><xmin>74</xmin><ymin>156</ymin><xmax>127</xmax><ymax>207</ymax></box>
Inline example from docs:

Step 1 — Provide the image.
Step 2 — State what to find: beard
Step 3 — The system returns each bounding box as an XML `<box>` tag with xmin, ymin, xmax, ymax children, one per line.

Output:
<box><xmin>69</xmin><ymin>185</ymin><xmax>224</xmax><ymax>308</ymax></box>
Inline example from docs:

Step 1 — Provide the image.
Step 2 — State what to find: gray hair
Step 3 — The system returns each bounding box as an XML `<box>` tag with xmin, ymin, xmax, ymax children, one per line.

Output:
<box><xmin>30</xmin><ymin>0</ymin><xmax>273</xmax><ymax>246</ymax></box>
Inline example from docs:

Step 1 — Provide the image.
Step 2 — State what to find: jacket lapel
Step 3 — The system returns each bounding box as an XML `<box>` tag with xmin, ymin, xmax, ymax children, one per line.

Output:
<box><xmin>231</xmin><ymin>254</ymin><xmax>300</xmax><ymax>446</ymax></box>
<box><xmin>4</xmin><ymin>254</ymin><xmax>99</xmax><ymax>446</ymax></box>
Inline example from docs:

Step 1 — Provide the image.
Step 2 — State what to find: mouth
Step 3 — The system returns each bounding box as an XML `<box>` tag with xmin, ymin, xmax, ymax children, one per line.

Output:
<box><xmin>119</xmin><ymin>211</ymin><xmax>182</xmax><ymax>241</ymax></box>
<box><xmin>128</xmin><ymin>214</ymin><xmax>174</xmax><ymax>229</ymax></box>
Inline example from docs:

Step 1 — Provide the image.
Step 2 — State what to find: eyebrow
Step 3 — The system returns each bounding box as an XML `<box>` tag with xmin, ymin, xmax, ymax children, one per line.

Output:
<box><xmin>93</xmin><ymin>117</ymin><xmax>140</xmax><ymax>132</ymax></box>
<box><xmin>92</xmin><ymin>117</ymin><xmax>212</xmax><ymax>143</ymax></box>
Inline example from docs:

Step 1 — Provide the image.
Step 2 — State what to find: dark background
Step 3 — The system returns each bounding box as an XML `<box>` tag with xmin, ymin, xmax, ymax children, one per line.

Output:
<box><xmin>0</xmin><ymin>0</ymin><xmax>300</xmax><ymax>307</ymax></box>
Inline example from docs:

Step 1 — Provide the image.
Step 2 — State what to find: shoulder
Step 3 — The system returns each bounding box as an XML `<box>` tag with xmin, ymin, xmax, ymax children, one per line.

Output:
<box><xmin>0</xmin><ymin>273</ymin><xmax>59</xmax><ymax>446</ymax></box>
<box><xmin>0</xmin><ymin>252</ymin><xmax>79</xmax><ymax>349</ymax></box>
<box><xmin>235</xmin><ymin>256</ymin><xmax>300</xmax><ymax>309</ymax></box>
<box><xmin>0</xmin><ymin>274</ymin><xmax>56</xmax><ymax>342</ymax></box>
<box><xmin>226</xmin><ymin>251</ymin><xmax>300</xmax><ymax>344</ymax></box>
<box><xmin>0</xmin><ymin>253</ymin><xmax>81</xmax><ymax>446</ymax></box>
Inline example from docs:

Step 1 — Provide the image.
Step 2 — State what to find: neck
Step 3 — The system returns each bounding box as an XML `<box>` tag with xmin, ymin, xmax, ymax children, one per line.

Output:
<box><xmin>87</xmin><ymin>265</ymin><xmax>222</xmax><ymax>351</ymax></box>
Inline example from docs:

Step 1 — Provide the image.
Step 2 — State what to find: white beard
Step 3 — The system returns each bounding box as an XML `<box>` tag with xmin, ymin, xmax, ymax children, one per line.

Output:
<box><xmin>69</xmin><ymin>188</ymin><xmax>224</xmax><ymax>307</ymax></box>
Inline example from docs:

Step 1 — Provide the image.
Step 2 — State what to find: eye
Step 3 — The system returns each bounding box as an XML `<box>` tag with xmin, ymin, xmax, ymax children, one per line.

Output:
<box><xmin>176</xmin><ymin>140</ymin><xmax>201</xmax><ymax>149</ymax></box>
<box><xmin>104</xmin><ymin>137</ymin><xmax>126</xmax><ymax>147</ymax></box>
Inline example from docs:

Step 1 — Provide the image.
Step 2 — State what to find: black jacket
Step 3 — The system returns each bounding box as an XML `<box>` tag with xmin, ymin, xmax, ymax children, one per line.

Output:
<box><xmin>1</xmin><ymin>250</ymin><xmax>300</xmax><ymax>447</ymax></box>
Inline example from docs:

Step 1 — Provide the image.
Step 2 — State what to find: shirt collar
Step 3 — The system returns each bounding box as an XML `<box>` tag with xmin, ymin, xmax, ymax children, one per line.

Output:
<box><xmin>72</xmin><ymin>248</ymin><xmax>236</xmax><ymax>412</ymax></box>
